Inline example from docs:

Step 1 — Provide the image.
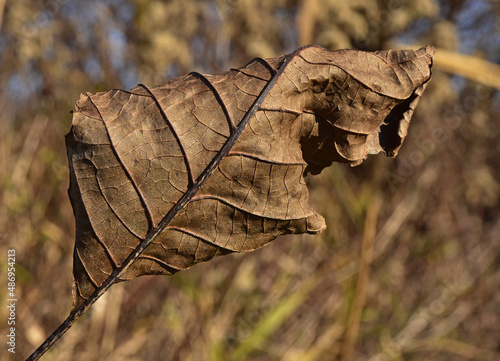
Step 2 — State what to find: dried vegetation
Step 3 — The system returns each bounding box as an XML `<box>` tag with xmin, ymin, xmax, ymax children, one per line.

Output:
<box><xmin>1</xmin><ymin>0</ymin><xmax>499</xmax><ymax>360</ymax></box>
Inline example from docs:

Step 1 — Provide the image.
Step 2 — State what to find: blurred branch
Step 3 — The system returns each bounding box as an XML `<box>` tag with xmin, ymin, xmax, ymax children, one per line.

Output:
<box><xmin>433</xmin><ymin>48</ymin><xmax>500</xmax><ymax>89</ymax></box>
<box><xmin>422</xmin><ymin>338</ymin><xmax>500</xmax><ymax>360</ymax></box>
<box><xmin>340</xmin><ymin>198</ymin><xmax>380</xmax><ymax>361</ymax></box>
<box><xmin>297</xmin><ymin>0</ymin><xmax>317</xmax><ymax>46</ymax></box>
<box><xmin>0</xmin><ymin>0</ymin><xmax>5</xmax><ymax>31</ymax></box>
<box><xmin>395</xmin><ymin>44</ymin><xmax>500</xmax><ymax>88</ymax></box>
<box><xmin>94</xmin><ymin>4</ymin><xmax>122</xmax><ymax>86</ymax></box>
<box><xmin>11</xmin><ymin>115</ymin><xmax>49</xmax><ymax>187</ymax></box>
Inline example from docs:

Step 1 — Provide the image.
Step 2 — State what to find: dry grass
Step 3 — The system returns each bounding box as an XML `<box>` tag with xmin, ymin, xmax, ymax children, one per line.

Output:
<box><xmin>1</xmin><ymin>1</ymin><xmax>499</xmax><ymax>359</ymax></box>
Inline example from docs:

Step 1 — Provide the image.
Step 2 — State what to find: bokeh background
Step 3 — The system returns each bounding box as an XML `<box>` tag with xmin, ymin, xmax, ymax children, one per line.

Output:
<box><xmin>1</xmin><ymin>0</ymin><xmax>500</xmax><ymax>360</ymax></box>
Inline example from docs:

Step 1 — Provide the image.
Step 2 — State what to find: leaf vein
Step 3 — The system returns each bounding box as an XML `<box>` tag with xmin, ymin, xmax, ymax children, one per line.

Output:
<box><xmin>137</xmin><ymin>83</ymin><xmax>195</xmax><ymax>187</ymax></box>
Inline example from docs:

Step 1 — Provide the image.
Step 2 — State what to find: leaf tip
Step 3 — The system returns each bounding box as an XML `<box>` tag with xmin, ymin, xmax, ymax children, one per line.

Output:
<box><xmin>306</xmin><ymin>213</ymin><xmax>327</xmax><ymax>234</ymax></box>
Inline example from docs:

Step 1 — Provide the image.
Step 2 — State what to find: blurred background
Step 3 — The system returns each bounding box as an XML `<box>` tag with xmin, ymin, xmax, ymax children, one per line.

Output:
<box><xmin>1</xmin><ymin>0</ymin><xmax>499</xmax><ymax>360</ymax></box>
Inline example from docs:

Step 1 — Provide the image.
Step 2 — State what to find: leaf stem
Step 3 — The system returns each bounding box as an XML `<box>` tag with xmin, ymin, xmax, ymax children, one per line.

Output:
<box><xmin>25</xmin><ymin>286</ymin><xmax>101</xmax><ymax>360</ymax></box>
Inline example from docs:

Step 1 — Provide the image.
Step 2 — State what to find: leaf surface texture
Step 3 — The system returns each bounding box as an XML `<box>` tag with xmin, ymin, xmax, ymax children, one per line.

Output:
<box><xmin>66</xmin><ymin>45</ymin><xmax>434</xmax><ymax>307</ymax></box>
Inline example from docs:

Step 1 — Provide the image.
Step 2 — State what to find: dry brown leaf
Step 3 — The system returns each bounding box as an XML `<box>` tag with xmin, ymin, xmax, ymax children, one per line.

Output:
<box><xmin>66</xmin><ymin>45</ymin><xmax>434</xmax><ymax>308</ymax></box>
